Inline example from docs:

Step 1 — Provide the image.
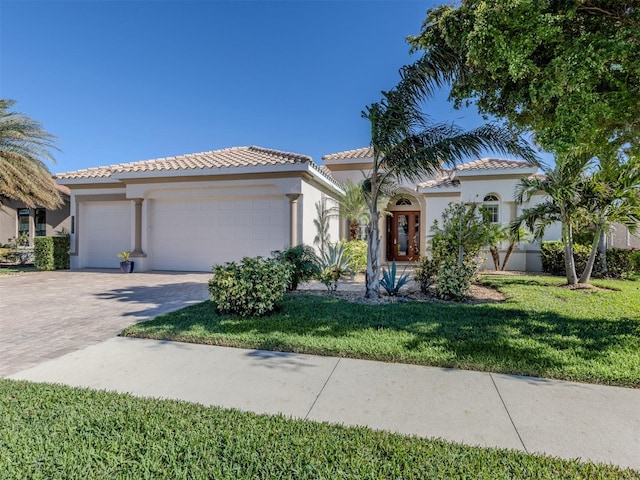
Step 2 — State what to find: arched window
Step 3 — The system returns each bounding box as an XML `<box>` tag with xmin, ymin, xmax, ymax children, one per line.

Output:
<box><xmin>395</xmin><ymin>198</ymin><xmax>412</xmax><ymax>206</ymax></box>
<box><xmin>483</xmin><ymin>194</ymin><xmax>500</xmax><ymax>223</ymax></box>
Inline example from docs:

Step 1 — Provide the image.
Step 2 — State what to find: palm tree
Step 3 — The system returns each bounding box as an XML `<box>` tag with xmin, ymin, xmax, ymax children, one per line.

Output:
<box><xmin>512</xmin><ymin>155</ymin><xmax>591</xmax><ymax>285</ymax></box>
<box><xmin>0</xmin><ymin>99</ymin><xmax>62</xmax><ymax>209</ymax></box>
<box><xmin>339</xmin><ymin>179</ymin><xmax>368</xmax><ymax>241</ymax></box>
<box><xmin>362</xmin><ymin>84</ymin><xmax>537</xmax><ymax>298</ymax></box>
<box><xmin>577</xmin><ymin>156</ymin><xmax>640</xmax><ymax>284</ymax></box>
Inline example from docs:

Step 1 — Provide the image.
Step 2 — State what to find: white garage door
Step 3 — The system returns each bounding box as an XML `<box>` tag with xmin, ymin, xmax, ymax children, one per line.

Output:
<box><xmin>81</xmin><ymin>201</ymin><xmax>131</xmax><ymax>268</ymax></box>
<box><xmin>150</xmin><ymin>196</ymin><xmax>287</xmax><ymax>271</ymax></box>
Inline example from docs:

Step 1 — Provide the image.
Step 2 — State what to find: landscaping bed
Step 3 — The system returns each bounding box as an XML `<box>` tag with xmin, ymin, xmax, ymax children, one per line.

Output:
<box><xmin>122</xmin><ymin>275</ymin><xmax>640</xmax><ymax>387</ymax></box>
<box><xmin>0</xmin><ymin>379</ymin><xmax>635</xmax><ymax>479</ymax></box>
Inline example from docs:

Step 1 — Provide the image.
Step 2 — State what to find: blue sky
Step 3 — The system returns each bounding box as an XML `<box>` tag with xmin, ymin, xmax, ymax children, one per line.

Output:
<box><xmin>1</xmin><ymin>0</ymin><xmax>543</xmax><ymax>174</ymax></box>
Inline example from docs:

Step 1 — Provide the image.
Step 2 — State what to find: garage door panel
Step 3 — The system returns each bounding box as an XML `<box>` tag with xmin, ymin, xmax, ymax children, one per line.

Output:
<box><xmin>150</xmin><ymin>197</ymin><xmax>286</xmax><ymax>271</ymax></box>
<box><xmin>81</xmin><ymin>202</ymin><xmax>131</xmax><ymax>268</ymax></box>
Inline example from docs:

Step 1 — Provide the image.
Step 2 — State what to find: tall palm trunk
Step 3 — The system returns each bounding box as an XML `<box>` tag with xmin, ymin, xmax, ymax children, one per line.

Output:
<box><xmin>579</xmin><ymin>225</ymin><xmax>603</xmax><ymax>284</ymax></box>
<box><xmin>561</xmin><ymin>219</ymin><xmax>578</xmax><ymax>285</ymax></box>
<box><xmin>365</xmin><ymin>211</ymin><xmax>380</xmax><ymax>298</ymax></box>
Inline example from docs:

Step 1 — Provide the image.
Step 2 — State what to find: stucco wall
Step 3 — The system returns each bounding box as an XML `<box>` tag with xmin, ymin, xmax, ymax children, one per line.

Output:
<box><xmin>301</xmin><ymin>179</ymin><xmax>340</xmax><ymax>251</ymax></box>
<box><xmin>0</xmin><ymin>199</ymin><xmax>70</xmax><ymax>245</ymax></box>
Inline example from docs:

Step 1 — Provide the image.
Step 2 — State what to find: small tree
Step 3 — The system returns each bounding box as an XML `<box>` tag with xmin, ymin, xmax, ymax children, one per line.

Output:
<box><xmin>339</xmin><ymin>179</ymin><xmax>368</xmax><ymax>241</ymax></box>
<box><xmin>430</xmin><ymin>202</ymin><xmax>491</xmax><ymax>300</ymax></box>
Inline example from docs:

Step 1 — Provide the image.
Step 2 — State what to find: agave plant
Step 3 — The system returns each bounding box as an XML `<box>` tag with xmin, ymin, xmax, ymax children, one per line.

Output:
<box><xmin>318</xmin><ymin>243</ymin><xmax>353</xmax><ymax>293</ymax></box>
<box><xmin>380</xmin><ymin>260</ymin><xmax>410</xmax><ymax>296</ymax></box>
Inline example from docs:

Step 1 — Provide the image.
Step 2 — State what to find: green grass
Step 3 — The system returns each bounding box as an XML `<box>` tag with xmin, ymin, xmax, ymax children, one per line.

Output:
<box><xmin>122</xmin><ymin>275</ymin><xmax>640</xmax><ymax>387</ymax></box>
<box><xmin>0</xmin><ymin>265</ymin><xmax>37</xmax><ymax>275</ymax></box>
<box><xmin>0</xmin><ymin>379</ymin><xmax>635</xmax><ymax>479</ymax></box>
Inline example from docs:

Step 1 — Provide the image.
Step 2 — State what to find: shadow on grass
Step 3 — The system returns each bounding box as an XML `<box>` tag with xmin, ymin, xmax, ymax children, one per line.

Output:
<box><xmin>122</xmin><ymin>281</ymin><xmax>640</xmax><ymax>385</ymax></box>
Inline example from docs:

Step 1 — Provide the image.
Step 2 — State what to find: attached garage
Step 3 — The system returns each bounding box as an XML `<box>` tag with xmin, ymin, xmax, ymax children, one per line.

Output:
<box><xmin>79</xmin><ymin>201</ymin><xmax>131</xmax><ymax>268</ymax></box>
<box><xmin>149</xmin><ymin>196</ymin><xmax>287</xmax><ymax>271</ymax></box>
<box><xmin>56</xmin><ymin>146</ymin><xmax>342</xmax><ymax>271</ymax></box>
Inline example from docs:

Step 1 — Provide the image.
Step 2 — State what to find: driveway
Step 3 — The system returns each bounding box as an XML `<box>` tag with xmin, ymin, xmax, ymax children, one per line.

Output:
<box><xmin>0</xmin><ymin>269</ymin><xmax>211</xmax><ymax>376</ymax></box>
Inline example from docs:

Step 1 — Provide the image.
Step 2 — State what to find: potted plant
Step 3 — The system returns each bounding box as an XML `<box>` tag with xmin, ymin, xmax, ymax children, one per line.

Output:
<box><xmin>117</xmin><ymin>251</ymin><xmax>134</xmax><ymax>273</ymax></box>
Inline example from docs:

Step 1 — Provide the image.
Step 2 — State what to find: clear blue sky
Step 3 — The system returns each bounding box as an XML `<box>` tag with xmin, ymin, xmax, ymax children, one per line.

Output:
<box><xmin>0</xmin><ymin>0</ymin><xmax>547</xmax><ymax>174</ymax></box>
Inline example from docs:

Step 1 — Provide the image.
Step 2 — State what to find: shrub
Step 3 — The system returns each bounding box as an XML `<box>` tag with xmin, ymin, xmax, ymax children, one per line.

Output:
<box><xmin>604</xmin><ymin>248</ymin><xmax>634</xmax><ymax>279</ymax></box>
<box><xmin>208</xmin><ymin>257</ymin><xmax>291</xmax><ymax>317</ymax></box>
<box><xmin>540</xmin><ymin>241</ymin><xmax>593</xmax><ymax>276</ymax></box>
<box><xmin>33</xmin><ymin>236</ymin><xmax>70</xmax><ymax>271</ymax></box>
<box><xmin>631</xmin><ymin>250</ymin><xmax>640</xmax><ymax>273</ymax></box>
<box><xmin>414</xmin><ymin>256</ymin><xmax>439</xmax><ymax>293</ymax></box>
<box><xmin>436</xmin><ymin>259</ymin><xmax>476</xmax><ymax>301</ymax></box>
<box><xmin>34</xmin><ymin>237</ymin><xmax>55</xmax><ymax>270</ymax></box>
<box><xmin>318</xmin><ymin>243</ymin><xmax>353</xmax><ymax>293</ymax></box>
<box><xmin>271</xmin><ymin>244</ymin><xmax>320</xmax><ymax>291</ymax></box>
<box><xmin>53</xmin><ymin>236</ymin><xmax>70</xmax><ymax>269</ymax></box>
<box><xmin>341</xmin><ymin>240</ymin><xmax>367</xmax><ymax>274</ymax></box>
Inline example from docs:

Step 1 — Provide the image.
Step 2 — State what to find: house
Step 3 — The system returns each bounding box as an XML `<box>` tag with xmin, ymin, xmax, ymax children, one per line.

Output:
<box><xmin>55</xmin><ymin>144</ymin><xmax>638</xmax><ymax>273</ymax></box>
<box><xmin>322</xmin><ymin>147</ymin><xmax>560</xmax><ymax>271</ymax></box>
<box><xmin>0</xmin><ymin>185</ymin><xmax>71</xmax><ymax>246</ymax></box>
<box><xmin>54</xmin><ymin>146</ymin><xmax>342</xmax><ymax>272</ymax></box>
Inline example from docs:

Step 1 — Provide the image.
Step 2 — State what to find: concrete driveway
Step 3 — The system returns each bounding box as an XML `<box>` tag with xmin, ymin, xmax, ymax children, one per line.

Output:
<box><xmin>0</xmin><ymin>269</ymin><xmax>211</xmax><ymax>376</ymax></box>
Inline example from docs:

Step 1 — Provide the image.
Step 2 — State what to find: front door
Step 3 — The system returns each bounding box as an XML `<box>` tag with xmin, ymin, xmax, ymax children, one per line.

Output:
<box><xmin>387</xmin><ymin>211</ymin><xmax>420</xmax><ymax>261</ymax></box>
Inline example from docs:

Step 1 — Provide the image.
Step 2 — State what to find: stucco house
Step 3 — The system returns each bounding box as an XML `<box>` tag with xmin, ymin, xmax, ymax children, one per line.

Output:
<box><xmin>54</xmin><ymin>145</ymin><xmax>638</xmax><ymax>273</ymax></box>
<box><xmin>54</xmin><ymin>146</ymin><xmax>342</xmax><ymax>271</ymax></box>
<box><xmin>322</xmin><ymin>147</ymin><xmax>561</xmax><ymax>271</ymax></box>
<box><xmin>0</xmin><ymin>185</ymin><xmax>71</xmax><ymax>246</ymax></box>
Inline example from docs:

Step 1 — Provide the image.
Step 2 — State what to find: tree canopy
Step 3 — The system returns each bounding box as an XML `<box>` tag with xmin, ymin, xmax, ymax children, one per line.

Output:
<box><xmin>0</xmin><ymin>99</ymin><xmax>62</xmax><ymax>209</ymax></box>
<box><xmin>408</xmin><ymin>0</ymin><xmax>640</xmax><ymax>157</ymax></box>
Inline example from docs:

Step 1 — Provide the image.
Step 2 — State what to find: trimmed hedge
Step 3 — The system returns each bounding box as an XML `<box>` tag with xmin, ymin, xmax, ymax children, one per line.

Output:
<box><xmin>540</xmin><ymin>241</ymin><xmax>635</xmax><ymax>279</ymax></box>
<box><xmin>33</xmin><ymin>236</ymin><xmax>70</xmax><ymax>271</ymax></box>
<box><xmin>33</xmin><ymin>237</ymin><xmax>55</xmax><ymax>270</ymax></box>
<box><xmin>208</xmin><ymin>256</ymin><xmax>291</xmax><ymax>317</ymax></box>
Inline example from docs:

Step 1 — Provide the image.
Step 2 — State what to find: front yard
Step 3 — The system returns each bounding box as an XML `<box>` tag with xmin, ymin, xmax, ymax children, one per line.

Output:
<box><xmin>122</xmin><ymin>275</ymin><xmax>640</xmax><ymax>387</ymax></box>
<box><xmin>0</xmin><ymin>379</ymin><xmax>636</xmax><ymax>479</ymax></box>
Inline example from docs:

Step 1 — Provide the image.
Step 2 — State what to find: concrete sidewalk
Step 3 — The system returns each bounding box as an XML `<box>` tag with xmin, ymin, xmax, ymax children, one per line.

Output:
<box><xmin>8</xmin><ymin>337</ymin><xmax>640</xmax><ymax>471</ymax></box>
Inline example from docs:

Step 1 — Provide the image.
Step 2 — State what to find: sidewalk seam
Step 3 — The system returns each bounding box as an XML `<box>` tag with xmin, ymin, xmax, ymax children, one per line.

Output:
<box><xmin>490</xmin><ymin>373</ymin><xmax>528</xmax><ymax>453</ymax></box>
<box><xmin>304</xmin><ymin>358</ymin><xmax>341</xmax><ymax>420</ymax></box>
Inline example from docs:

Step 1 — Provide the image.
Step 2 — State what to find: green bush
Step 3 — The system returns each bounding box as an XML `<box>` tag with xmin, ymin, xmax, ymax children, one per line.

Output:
<box><xmin>33</xmin><ymin>236</ymin><xmax>70</xmax><ymax>270</ymax></box>
<box><xmin>540</xmin><ymin>241</ymin><xmax>634</xmax><ymax>279</ymax></box>
<box><xmin>414</xmin><ymin>256</ymin><xmax>439</xmax><ymax>293</ymax></box>
<box><xmin>271</xmin><ymin>244</ymin><xmax>319</xmax><ymax>291</ymax></box>
<box><xmin>605</xmin><ymin>248</ymin><xmax>634</xmax><ymax>279</ymax></box>
<box><xmin>33</xmin><ymin>237</ymin><xmax>55</xmax><ymax>270</ymax></box>
<box><xmin>631</xmin><ymin>250</ymin><xmax>640</xmax><ymax>273</ymax></box>
<box><xmin>53</xmin><ymin>236</ymin><xmax>70</xmax><ymax>269</ymax></box>
<box><xmin>435</xmin><ymin>259</ymin><xmax>476</xmax><ymax>301</ymax></box>
<box><xmin>540</xmin><ymin>241</ymin><xmax>592</xmax><ymax>276</ymax></box>
<box><xmin>208</xmin><ymin>257</ymin><xmax>291</xmax><ymax>317</ymax></box>
<box><xmin>341</xmin><ymin>240</ymin><xmax>367</xmax><ymax>274</ymax></box>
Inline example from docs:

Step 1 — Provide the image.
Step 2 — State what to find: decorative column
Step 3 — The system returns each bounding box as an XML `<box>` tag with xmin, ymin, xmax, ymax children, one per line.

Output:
<box><xmin>286</xmin><ymin>194</ymin><xmax>301</xmax><ymax>246</ymax></box>
<box><xmin>131</xmin><ymin>198</ymin><xmax>146</xmax><ymax>256</ymax></box>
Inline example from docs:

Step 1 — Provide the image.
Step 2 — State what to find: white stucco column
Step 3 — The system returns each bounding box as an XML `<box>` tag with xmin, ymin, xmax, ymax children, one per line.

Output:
<box><xmin>131</xmin><ymin>198</ymin><xmax>145</xmax><ymax>256</ymax></box>
<box><xmin>286</xmin><ymin>194</ymin><xmax>301</xmax><ymax>246</ymax></box>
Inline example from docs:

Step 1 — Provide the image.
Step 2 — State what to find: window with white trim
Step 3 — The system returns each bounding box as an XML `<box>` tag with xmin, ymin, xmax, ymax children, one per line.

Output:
<box><xmin>483</xmin><ymin>194</ymin><xmax>500</xmax><ymax>223</ymax></box>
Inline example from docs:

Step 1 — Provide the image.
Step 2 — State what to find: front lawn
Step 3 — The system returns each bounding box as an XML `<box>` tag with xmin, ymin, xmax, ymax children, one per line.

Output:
<box><xmin>122</xmin><ymin>275</ymin><xmax>640</xmax><ymax>387</ymax></box>
<box><xmin>0</xmin><ymin>379</ymin><xmax>635</xmax><ymax>479</ymax></box>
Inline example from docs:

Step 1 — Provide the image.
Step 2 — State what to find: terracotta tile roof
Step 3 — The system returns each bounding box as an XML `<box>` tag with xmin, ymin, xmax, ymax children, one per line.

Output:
<box><xmin>456</xmin><ymin>158</ymin><xmax>533</xmax><ymax>171</ymax></box>
<box><xmin>55</xmin><ymin>146</ymin><xmax>316</xmax><ymax>180</ymax></box>
<box><xmin>417</xmin><ymin>174</ymin><xmax>460</xmax><ymax>190</ymax></box>
<box><xmin>322</xmin><ymin>147</ymin><xmax>373</xmax><ymax>161</ymax></box>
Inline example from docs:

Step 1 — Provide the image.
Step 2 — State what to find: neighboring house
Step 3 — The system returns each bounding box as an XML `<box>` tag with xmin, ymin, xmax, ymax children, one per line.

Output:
<box><xmin>54</xmin><ymin>146</ymin><xmax>342</xmax><ymax>272</ymax></box>
<box><xmin>0</xmin><ymin>185</ymin><xmax>71</xmax><ymax>246</ymax></box>
<box><xmin>322</xmin><ymin>147</ymin><xmax>560</xmax><ymax>271</ymax></box>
